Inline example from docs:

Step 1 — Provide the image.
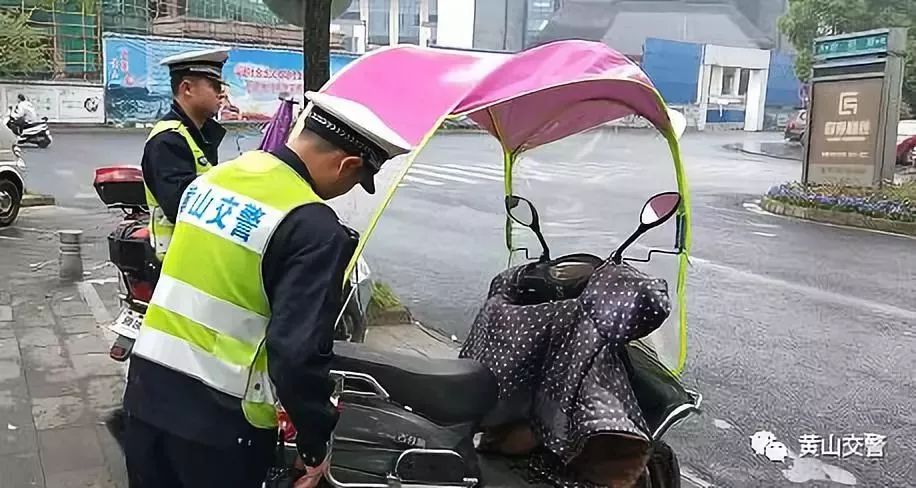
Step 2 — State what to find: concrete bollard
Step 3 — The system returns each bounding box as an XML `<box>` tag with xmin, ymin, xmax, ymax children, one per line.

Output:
<box><xmin>59</xmin><ymin>230</ymin><xmax>84</xmax><ymax>282</ymax></box>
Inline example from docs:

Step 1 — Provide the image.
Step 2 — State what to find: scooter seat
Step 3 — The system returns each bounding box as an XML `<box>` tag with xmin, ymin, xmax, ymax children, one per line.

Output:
<box><xmin>333</xmin><ymin>341</ymin><xmax>498</xmax><ymax>425</ymax></box>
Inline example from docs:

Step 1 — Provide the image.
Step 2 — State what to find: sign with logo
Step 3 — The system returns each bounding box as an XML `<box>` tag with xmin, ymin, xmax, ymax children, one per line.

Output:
<box><xmin>806</xmin><ymin>78</ymin><xmax>884</xmax><ymax>185</ymax></box>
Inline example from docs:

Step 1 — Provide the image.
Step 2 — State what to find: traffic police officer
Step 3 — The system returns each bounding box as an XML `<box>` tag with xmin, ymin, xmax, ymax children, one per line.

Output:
<box><xmin>122</xmin><ymin>91</ymin><xmax>412</xmax><ymax>487</ymax></box>
<box><xmin>142</xmin><ymin>48</ymin><xmax>229</xmax><ymax>259</ymax></box>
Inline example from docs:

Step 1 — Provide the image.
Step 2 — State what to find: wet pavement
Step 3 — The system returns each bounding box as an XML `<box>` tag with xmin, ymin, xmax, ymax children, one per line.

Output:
<box><xmin>6</xmin><ymin>129</ymin><xmax>916</xmax><ymax>487</ymax></box>
<box><xmin>0</xmin><ymin>206</ymin><xmax>124</xmax><ymax>488</ymax></box>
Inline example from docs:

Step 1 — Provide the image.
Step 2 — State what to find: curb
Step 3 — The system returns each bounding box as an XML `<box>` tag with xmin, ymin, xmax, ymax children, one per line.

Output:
<box><xmin>761</xmin><ymin>197</ymin><xmax>916</xmax><ymax>236</ymax></box>
<box><xmin>726</xmin><ymin>144</ymin><xmax>802</xmax><ymax>161</ymax></box>
<box><xmin>21</xmin><ymin>193</ymin><xmax>56</xmax><ymax>207</ymax></box>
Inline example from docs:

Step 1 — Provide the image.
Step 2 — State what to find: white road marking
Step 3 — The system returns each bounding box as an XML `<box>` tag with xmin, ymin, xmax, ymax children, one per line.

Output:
<box><xmin>747</xmin><ymin>222</ymin><xmax>781</xmax><ymax>229</ymax></box>
<box><xmin>0</xmin><ymin>234</ymin><xmax>22</xmax><ymax>241</ymax></box>
<box><xmin>442</xmin><ymin>163</ymin><xmax>504</xmax><ymax>176</ymax></box>
<box><xmin>414</xmin><ymin>164</ymin><xmax>503</xmax><ymax>181</ymax></box>
<box><xmin>74</xmin><ymin>192</ymin><xmax>97</xmax><ymax>199</ymax></box>
<box><xmin>409</xmin><ymin>167</ymin><xmax>477</xmax><ymax>184</ymax></box>
<box><xmin>691</xmin><ymin>256</ymin><xmax>916</xmax><ymax>321</ymax></box>
<box><xmin>752</xmin><ymin>231</ymin><xmax>777</xmax><ymax>238</ymax></box>
<box><xmin>401</xmin><ymin>175</ymin><xmax>445</xmax><ymax>186</ymax></box>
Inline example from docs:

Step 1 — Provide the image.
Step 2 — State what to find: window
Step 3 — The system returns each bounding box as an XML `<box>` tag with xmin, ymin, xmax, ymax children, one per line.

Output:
<box><xmin>738</xmin><ymin>69</ymin><xmax>750</xmax><ymax>96</ymax></box>
<box><xmin>721</xmin><ymin>68</ymin><xmax>737</xmax><ymax>96</ymax></box>
<box><xmin>368</xmin><ymin>0</ymin><xmax>390</xmax><ymax>45</ymax></box>
<box><xmin>399</xmin><ymin>0</ymin><xmax>420</xmax><ymax>44</ymax></box>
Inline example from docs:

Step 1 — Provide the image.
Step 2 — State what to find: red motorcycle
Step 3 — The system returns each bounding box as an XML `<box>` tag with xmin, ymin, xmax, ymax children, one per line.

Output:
<box><xmin>93</xmin><ymin>165</ymin><xmax>156</xmax><ymax>361</ymax></box>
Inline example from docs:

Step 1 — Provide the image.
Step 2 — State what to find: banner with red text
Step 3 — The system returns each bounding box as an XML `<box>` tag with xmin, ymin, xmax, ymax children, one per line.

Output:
<box><xmin>103</xmin><ymin>33</ymin><xmax>358</xmax><ymax>124</ymax></box>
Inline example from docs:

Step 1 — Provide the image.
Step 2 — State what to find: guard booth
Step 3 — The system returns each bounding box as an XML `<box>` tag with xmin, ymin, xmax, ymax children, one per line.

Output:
<box><xmin>803</xmin><ymin>28</ymin><xmax>908</xmax><ymax>187</ymax></box>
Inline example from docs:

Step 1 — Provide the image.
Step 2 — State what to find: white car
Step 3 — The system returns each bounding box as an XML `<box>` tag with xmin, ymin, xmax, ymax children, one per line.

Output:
<box><xmin>0</xmin><ymin>118</ymin><xmax>25</xmax><ymax>227</ymax></box>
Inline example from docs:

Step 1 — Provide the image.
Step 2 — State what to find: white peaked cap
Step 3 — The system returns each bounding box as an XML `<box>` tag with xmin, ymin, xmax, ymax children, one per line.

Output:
<box><xmin>305</xmin><ymin>91</ymin><xmax>413</xmax><ymax>158</ymax></box>
<box><xmin>159</xmin><ymin>48</ymin><xmax>230</xmax><ymax>78</ymax></box>
<box><xmin>159</xmin><ymin>48</ymin><xmax>230</xmax><ymax>66</ymax></box>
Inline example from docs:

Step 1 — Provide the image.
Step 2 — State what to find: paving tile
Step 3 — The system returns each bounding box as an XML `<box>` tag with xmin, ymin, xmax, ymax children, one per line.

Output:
<box><xmin>85</xmin><ymin>377</ymin><xmax>124</xmax><ymax>414</ymax></box>
<box><xmin>0</xmin><ymin>337</ymin><xmax>19</xmax><ymax>361</ymax></box>
<box><xmin>51</xmin><ymin>298</ymin><xmax>93</xmax><ymax>319</ymax></box>
<box><xmin>21</xmin><ymin>346</ymin><xmax>69</xmax><ymax>372</ymax></box>
<box><xmin>0</xmin><ymin>387</ymin><xmax>38</xmax><ymax>456</ymax></box>
<box><xmin>0</xmin><ymin>305</ymin><xmax>11</xmax><ymax>322</ymax></box>
<box><xmin>45</xmin><ymin>467</ymin><xmax>117</xmax><ymax>488</ymax></box>
<box><xmin>17</xmin><ymin>327</ymin><xmax>61</xmax><ymax>349</ymax></box>
<box><xmin>0</xmin><ymin>359</ymin><xmax>22</xmax><ymax>383</ymax></box>
<box><xmin>32</xmin><ymin>395</ymin><xmax>91</xmax><ymax>430</ymax></box>
<box><xmin>24</xmin><ymin>367</ymin><xmax>82</xmax><ymax>399</ymax></box>
<box><xmin>0</xmin><ymin>451</ymin><xmax>45</xmax><ymax>488</ymax></box>
<box><xmin>0</xmin><ymin>326</ymin><xmax>15</xmax><ymax>340</ymax></box>
<box><xmin>71</xmin><ymin>354</ymin><xmax>119</xmax><ymax>380</ymax></box>
<box><xmin>38</xmin><ymin>426</ymin><xmax>106</xmax><ymax>475</ymax></box>
<box><xmin>59</xmin><ymin>316</ymin><xmax>100</xmax><ymax>335</ymax></box>
<box><xmin>15</xmin><ymin>304</ymin><xmax>55</xmax><ymax>329</ymax></box>
<box><xmin>63</xmin><ymin>333</ymin><xmax>109</xmax><ymax>356</ymax></box>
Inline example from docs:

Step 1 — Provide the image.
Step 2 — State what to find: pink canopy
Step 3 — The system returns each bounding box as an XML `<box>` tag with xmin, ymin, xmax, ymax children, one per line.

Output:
<box><xmin>323</xmin><ymin>40</ymin><xmax>684</xmax><ymax>153</ymax></box>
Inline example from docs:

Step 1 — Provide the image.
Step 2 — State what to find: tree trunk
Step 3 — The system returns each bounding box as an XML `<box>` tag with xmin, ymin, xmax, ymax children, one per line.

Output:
<box><xmin>303</xmin><ymin>0</ymin><xmax>332</xmax><ymax>93</ymax></box>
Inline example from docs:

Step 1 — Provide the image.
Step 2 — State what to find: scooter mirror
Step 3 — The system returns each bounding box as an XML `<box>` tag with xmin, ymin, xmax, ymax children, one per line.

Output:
<box><xmin>505</xmin><ymin>195</ymin><xmax>538</xmax><ymax>228</ymax></box>
<box><xmin>640</xmin><ymin>192</ymin><xmax>681</xmax><ymax>228</ymax></box>
<box><xmin>611</xmin><ymin>191</ymin><xmax>682</xmax><ymax>264</ymax></box>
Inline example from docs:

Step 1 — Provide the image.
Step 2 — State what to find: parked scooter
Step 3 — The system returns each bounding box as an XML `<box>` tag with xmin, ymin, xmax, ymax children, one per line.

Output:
<box><xmin>271</xmin><ymin>193</ymin><xmax>702</xmax><ymax>488</ymax></box>
<box><xmin>5</xmin><ymin>107</ymin><xmax>52</xmax><ymax>148</ymax></box>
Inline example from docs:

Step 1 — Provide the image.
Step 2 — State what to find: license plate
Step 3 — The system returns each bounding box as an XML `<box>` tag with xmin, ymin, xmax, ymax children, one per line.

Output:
<box><xmin>110</xmin><ymin>309</ymin><xmax>143</xmax><ymax>339</ymax></box>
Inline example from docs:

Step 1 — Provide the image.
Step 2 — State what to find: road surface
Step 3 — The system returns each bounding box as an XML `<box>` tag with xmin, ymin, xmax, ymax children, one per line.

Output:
<box><xmin>14</xmin><ymin>128</ymin><xmax>916</xmax><ymax>487</ymax></box>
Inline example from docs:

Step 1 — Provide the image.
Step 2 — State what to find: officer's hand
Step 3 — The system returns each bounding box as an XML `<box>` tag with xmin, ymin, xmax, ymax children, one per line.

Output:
<box><xmin>293</xmin><ymin>457</ymin><xmax>329</xmax><ymax>488</ymax></box>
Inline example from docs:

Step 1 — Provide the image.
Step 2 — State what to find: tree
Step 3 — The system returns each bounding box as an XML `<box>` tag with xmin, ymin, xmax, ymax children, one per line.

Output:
<box><xmin>303</xmin><ymin>0</ymin><xmax>332</xmax><ymax>92</ymax></box>
<box><xmin>779</xmin><ymin>0</ymin><xmax>916</xmax><ymax>115</ymax></box>
<box><xmin>0</xmin><ymin>8</ymin><xmax>51</xmax><ymax>78</ymax></box>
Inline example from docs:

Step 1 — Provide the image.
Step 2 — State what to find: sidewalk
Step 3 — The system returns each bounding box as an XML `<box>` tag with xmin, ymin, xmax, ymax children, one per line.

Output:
<box><xmin>1</xmin><ymin>206</ymin><xmax>126</xmax><ymax>488</ymax></box>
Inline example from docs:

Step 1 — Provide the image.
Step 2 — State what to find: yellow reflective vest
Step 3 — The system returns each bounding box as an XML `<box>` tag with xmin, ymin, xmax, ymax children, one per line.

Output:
<box><xmin>143</xmin><ymin>120</ymin><xmax>213</xmax><ymax>259</ymax></box>
<box><xmin>134</xmin><ymin>150</ymin><xmax>324</xmax><ymax>428</ymax></box>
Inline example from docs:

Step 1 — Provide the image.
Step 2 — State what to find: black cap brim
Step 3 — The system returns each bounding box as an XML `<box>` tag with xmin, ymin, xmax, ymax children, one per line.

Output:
<box><xmin>359</xmin><ymin>157</ymin><xmax>382</xmax><ymax>194</ymax></box>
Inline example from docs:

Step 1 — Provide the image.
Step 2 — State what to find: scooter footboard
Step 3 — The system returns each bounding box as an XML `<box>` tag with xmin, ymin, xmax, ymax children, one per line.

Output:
<box><xmin>327</xmin><ymin>449</ymin><xmax>479</xmax><ymax>488</ymax></box>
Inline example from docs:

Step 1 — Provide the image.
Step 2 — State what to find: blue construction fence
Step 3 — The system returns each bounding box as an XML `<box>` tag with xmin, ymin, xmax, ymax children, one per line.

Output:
<box><xmin>640</xmin><ymin>38</ymin><xmax>802</xmax><ymax>128</ymax></box>
<box><xmin>102</xmin><ymin>33</ymin><xmax>359</xmax><ymax>124</ymax></box>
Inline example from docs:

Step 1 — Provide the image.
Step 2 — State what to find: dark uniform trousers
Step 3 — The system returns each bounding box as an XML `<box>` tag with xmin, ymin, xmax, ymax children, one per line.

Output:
<box><xmin>125</xmin><ymin>413</ymin><xmax>276</xmax><ymax>487</ymax></box>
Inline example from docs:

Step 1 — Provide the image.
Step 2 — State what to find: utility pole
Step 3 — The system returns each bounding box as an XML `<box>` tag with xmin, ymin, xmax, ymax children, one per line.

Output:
<box><xmin>303</xmin><ymin>0</ymin><xmax>333</xmax><ymax>93</ymax></box>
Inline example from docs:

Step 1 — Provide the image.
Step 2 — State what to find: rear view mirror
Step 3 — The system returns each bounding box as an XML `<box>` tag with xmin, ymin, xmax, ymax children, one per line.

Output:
<box><xmin>612</xmin><ymin>192</ymin><xmax>682</xmax><ymax>264</ymax></box>
<box><xmin>505</xmin><ymin>195</ymin><xmax>550</xmax><ymax>262</ymax></box>
<box><xmin>640</xmin><ymin>192</ymin><xmax>681</xmax><ymax>228</ymax></box>
<box><xmin>506</xmin><ymin>195</ymin><xmax>538</xmax><ymax>228</ymax></box>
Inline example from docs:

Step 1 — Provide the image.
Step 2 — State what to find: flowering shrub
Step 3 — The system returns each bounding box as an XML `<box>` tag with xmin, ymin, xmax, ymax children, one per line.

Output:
<box><xmin>766</xmin><ymin>182</ymin><xmax>916</xmax><ymax>222</ymax></box>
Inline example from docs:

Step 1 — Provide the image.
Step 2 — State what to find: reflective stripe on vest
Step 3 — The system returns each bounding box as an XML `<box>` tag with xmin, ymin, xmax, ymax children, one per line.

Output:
<box><xmin>143</xmin><ymin>120</ymin><xmax>213</xmax><ymax>258</ymax></box>
<box><xmin>134</xmin><ymin>151</ymin><xmax>323</xmax><ymax>428</ymax></box>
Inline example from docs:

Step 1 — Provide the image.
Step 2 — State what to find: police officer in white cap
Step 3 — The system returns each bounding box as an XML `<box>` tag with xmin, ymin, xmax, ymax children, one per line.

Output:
<box><xmin>122</xmin><ymin>90</ymin><xmax>411</xmax><ymax>488</ymax></box>
<box><xmin>140</xmin><ymin>48</ymin><xmax>229</xmax><ymax>260</ymax></box>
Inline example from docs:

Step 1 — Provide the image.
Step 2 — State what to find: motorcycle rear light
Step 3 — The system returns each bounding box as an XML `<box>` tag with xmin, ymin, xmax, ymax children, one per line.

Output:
<box><xmin>127</xmin><ymin>279</ymin><xmax>154</xmax><ymax>303</ymax></box>
<box><xmin>110</xmin><ymin>344</ymin><xmax>129</xmax><ymax>361</ymax></box>
<box><xmin>93</xmin><ymin>166</ymin><xmax>143</xmax><ymax>185</ymax></box>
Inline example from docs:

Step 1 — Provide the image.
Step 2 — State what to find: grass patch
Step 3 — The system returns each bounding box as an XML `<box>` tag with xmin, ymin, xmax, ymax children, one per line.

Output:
<box><xmin>766</xmin><ymin>181</ymin><xmax>916</xmax><ymax>222</ymax></box>
<box><xmin>369</xmin><ymin>281</ymin><xmax>403</xmax><ymax>311</ymax></box>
